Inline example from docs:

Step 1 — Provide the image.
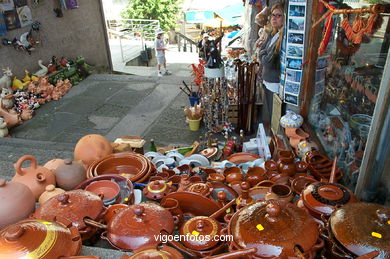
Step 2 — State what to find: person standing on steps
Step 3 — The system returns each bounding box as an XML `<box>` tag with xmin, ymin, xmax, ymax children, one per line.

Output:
<box><xmin>154</xmin><ymin>29</ymin><xmax>172</xmax><ymax>77</ymax></box>
<box><xmin>258</xmin><ymin>2</ymin><xmax>285</xmax><ymax>124</ymax></box>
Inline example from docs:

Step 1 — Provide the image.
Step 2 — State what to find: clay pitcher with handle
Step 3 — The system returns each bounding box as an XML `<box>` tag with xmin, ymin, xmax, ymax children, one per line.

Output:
<box><xmin>12</xmin><ymin>155</ymin><xmax>56</xmax><ymax>201</ymax></box>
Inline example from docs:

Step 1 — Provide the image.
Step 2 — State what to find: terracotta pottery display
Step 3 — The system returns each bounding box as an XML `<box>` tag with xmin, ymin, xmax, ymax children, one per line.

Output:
<box><xmin>227</xmin><ymin>200</ymin><xmax>323</xmax><ymax>258</ymax></box>
<box><xmin>85</xmin><ymin>180</ymin><xmax>121</xmax><ymax>206</ymax></box>
<box><xmin>236</xmin><ymin>182</ymin><xmax>254</xmax><ymax>209</ymax></box>
<box><xmin>43</xmin><ymin>158</ymin><xmax>65</xmax><ymax>172</ymax></box>
<box><xmin>0</xmin><ymin>218</ymin><xmax>92</xmax><ymax>259</ymax></box>
<box><xmin>88</xmin><ymin>152</ymin><xmax>153</xmax><ymax>183</ymax></box>
<box><xmin>209</xmin><ymin>182</ymin><xmax>238</xmax><ymax>202</ymax></box>
<box><xmin>162</xmin><ymin>191</ymin><xmax>221</xmax><ymax>218</ymax></box>
<box><xmin>224</xmin><ymin>167</ymin><xmax>243</xmax><ymax>184</ymax></box>
<box><xmin>207</xmin><ymin>173</ymin><xmax>225</xmax><ymax>183</ymax></box>
<box><xmin>186</xmin><ymin>182</ymin><xmax>213</xmax><ymax>197</ymax></box>
<box><xmin>143</xmin><ymin>180</ymin><xmax>172</xmax><ymax>201</ymax></box>
<box><xmin>246</xmin><ymin>167</ymin><xmax>266</xmax><ymax>187</ymax></box>
<box><xmin>74</xmin><ymin>134</ymin><xmax>113</xmax><ymax>168</ymax></box>
<box><xmin>33</xmin><ymin>190</ymin><xmax>107</xmax><ymax>240</ymax></box>
<box><xmin>55</xmin><ymin>159</ymin><xmax>86</xmax><ymax>190</ymax></box>
<box><xmin>265</xmin><ymin>184</ymin><xmax>294</xmax><ymax>202</ymax></box>
<box><xmin>38</xmin><ymin>184</ymin><xmax>65</xmax><ymax>205</ymax></box>
<box><xmin>264</xmin><ymin>160</ymin><xmax>278</xmax><ymax>172</ymax></box>
<box><xmin>12</xmin><ymin>155</ymin><xmax>56</xmax><ymax>200</ymax></box>
<box><xmin>160</xmin><ymin>198</ymin><xmax>184</xmax><ymax>227</ymax></box>
<box><xmin>276</xmin><ymin>150</ymin><xmax>296</xmax><ymax>177</ymax></box>
<box><xmin>75</xmin><ymin>174</ymin><xmax>134</xmax><ymax>205</ymax></box>
<box><xmin>227</xmin><ymin>152</ymin><xmax>261</xmax><ymax>165</ymax></box>
<box><xmin>121</xmin><ymin>245</ymin><xmax>184</xmax><ymax>259</ymax></box>
<box><xmin>0</xmin><ymin>178</ymin><xmax>36</xmax><ymax>229</ymax></box>
<box><xmin>323</xmin><ymin>202</ymin><xmax>390</xmax><ymax>258</ymax></box>
<box><xmin>100</xmin><ymin>203</ymin><xmax>175</xmax><ymax>251</ymax></box>
<box><xmin>297</xmin><ymin>182</ymin><xmax>358</xmax><ymax>220</ymax></box>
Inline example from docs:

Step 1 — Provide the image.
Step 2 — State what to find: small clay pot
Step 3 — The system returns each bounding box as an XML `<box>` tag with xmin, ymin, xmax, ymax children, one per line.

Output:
<box><xmin>85</xmin><ymin>180</ymin><xmax>120</xmax><ymax>205</ymax></box>
<box><xmin>38</xmin><ymin>184</ymin><xmax>65</xmax><ymax>205</ymax></box>
<box><xmin>276</xmin><ymin>150</ymin><xmax>296</xmax><ymax>177</ymax></box>
<box><xmin>295</xmin><ymin>161</ymin><xmax>309</xmax><ymax>174</ymax></box>
<box><xmin>264</xmin><ymin>160</ymin><xmax>278</xmax><ymax>172</ymax></box>
<box><xmin>207</xmin><ymin>173</ymin><xmax>225</xmax><ymax>183</ymax></box>
<box><xmin>143</xmin><ymin>180</ymin><xmax>172</xmax><ymax>201</ymax></box>
<box><xmin>224</xmin><ymin>168</ymin><xmax>243</xmax><ymax>184</ymax></box>
<box><xmin>55</xmin><ymin>159</ymin><xmax>86</xmax><ymax>191</ymax></box>
<box><xmin>246</xmin><ymin>167</ymin><xmax>266</xmax><ymax>187</ymax></box>
<box><xmin>265</xmin><ymin>184</ymin><xmax>294</xmax><ymax>202</ymax></box>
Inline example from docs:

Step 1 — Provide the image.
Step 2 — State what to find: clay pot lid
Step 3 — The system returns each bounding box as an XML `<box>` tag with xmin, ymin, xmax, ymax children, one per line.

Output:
<box><xmin>186</xmin><ymin>183</ymin><xmax>213</xmax><ymax>196</ymax></box>
<box><xmin>330</xmin><ymin>202</ymin><xmax>390</xmax><ymax>257</ymax></box>
<box><xmin>228</xmin><ymin>200</ymin><xmax>319</xmax><ymax>258</ymax></box>
<box><xmin>179</xmin><ymin>216</ymin><xmax>222</xmax><ymax>250</ymax></box>
<box><xmin>106</xmin><ymin>202</ymin><xmax>174</xmax><ymax>251</ymax></box>
<box><xmin>124</xmin><ymin>246</ymin><xmax>183</xmax><ymax>259</ymax></box>
<box><xmin>301</xmin><ymin>182</ymin><xmax>357</xmax><ymax>216</ymax></box>
<box><xmin>0</xmin><ymin>218</ymin><xmax>81</xmax><ymax>258</ymax></box>
<box><xmin>147</xmin><ymin>180</ymin><xmax>169</xmax><ymax>193</ymax></box>
<box><xmin>227</xmin><ymin>153</ymin><xmax>261</xmax><ymax>165</ymax></box>
<box><xmin>33</xmin><ymin>190</ymin><xmax>104</xmax><ymax>230</ymax></box>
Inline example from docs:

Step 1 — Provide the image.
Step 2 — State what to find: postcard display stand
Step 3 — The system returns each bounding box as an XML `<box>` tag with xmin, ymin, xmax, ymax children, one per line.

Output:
<box><xmin>201</xmin><ymin>67</ymin><xmax>229</xmax><ymax>132</ymax></box>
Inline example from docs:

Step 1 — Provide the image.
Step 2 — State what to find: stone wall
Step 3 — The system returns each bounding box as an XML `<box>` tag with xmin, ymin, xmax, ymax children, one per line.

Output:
<box><xmin>0</xmin><ymin>0</ymin><xmax>110</xmax><ymax>77</ymax></box>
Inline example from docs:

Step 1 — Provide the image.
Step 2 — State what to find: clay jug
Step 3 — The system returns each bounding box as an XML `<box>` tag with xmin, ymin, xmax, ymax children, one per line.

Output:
<box><xmin>74</xmin><ymin>134</ymin><xmax>113</xmax><ymax>168</ymax></box>
<box><xmin>0</xmin><ymin>178</ymin><xmax>36</xmax><ymax>228</ymax></box>
<box><xmin>13</xmin><ymin>155</ymin><xmax>56</xmax><ymax>200</ymax></box>
<box><xmin>276</xmin><ymin>150</ymin><xmax>296</xmax><ymax>177</ymax></box>
<box><xmin>55</xmin><ymin>159</ymin><xmax>86</xmax><ymax>190</ymax></box>
<box><xmin>38</xmin><ymin>184</ymin><xmax>65</xmax><ymax>205</ymax></box>
<box><xmin>43</xmin><ymin>158</ymin><xmax>65</xmax><ymax>173</ymax></box>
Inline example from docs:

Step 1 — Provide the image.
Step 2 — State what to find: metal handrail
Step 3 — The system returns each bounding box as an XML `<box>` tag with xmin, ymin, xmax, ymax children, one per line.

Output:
<box><xmin>176</xmin><ymin>31</ymin><xmax>198</xmax><ymax>53</ymax></box>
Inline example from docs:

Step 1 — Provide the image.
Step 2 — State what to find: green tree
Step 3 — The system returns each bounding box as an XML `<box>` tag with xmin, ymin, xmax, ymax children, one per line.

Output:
<box><xmin>121</xmin><ymin>0</ymin><xmax>182</xmax><ymax>31</ymax></box>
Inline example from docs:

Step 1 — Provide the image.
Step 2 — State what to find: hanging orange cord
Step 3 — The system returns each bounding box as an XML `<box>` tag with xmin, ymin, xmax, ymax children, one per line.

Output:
<box><xmin>318</xmin><ymin>2</ymin><xmax>336</xmax><ymax>56</ymax></box>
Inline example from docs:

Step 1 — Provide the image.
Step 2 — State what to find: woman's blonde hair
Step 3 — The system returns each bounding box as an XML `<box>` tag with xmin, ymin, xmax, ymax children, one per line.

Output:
<box><xmin>270</xmin><ymin>2</ymin><xmax>285</xmax><ymax>54</ymax></box>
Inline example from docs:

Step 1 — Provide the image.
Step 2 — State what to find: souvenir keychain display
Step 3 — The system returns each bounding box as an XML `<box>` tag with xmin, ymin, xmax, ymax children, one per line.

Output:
<box><xmin>200</xmin><ymin>70</ymin><xmax>229</xmax><ymax>133</ymax></box>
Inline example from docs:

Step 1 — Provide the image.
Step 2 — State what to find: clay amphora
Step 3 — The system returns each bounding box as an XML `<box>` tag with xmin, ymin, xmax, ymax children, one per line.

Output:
<box><xmin>55</xmin><ymin>159</ymin><xmax>86</xmax><ymax>190</ymax></box>
<box><xmin>38</xmin><ymin>184</ymin><xmax>65</xmax><ymax>205</ymax></box>
<box><xmin>276</xmin><ymin>150</ymin><xmax>296</xmax><ymax>176</ymax></box>
<box><xmin>0</xmin><ymin>178</ymin><xmax>36</xmax><ymax>228</ymax></box>
<box><xmin>13</xmin><ymin>155</ymin><xmax>56</xmax><ymax>200</ymax></box>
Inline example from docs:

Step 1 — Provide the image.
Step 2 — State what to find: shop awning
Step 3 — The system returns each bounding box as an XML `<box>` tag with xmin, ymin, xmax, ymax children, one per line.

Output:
<box><xmin>185</xmin><ymin>10</ymin><xmax>215</xmax><ymax>23</ymax></box>
<box><xmin>214</xmin><ymin>3</ymin><xmax>244</xmax><ymax>25</ymax></box>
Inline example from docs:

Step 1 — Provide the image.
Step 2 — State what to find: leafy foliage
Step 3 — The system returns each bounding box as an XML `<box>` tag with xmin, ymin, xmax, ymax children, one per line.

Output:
<box><xmin>121</xmin><ymin>0</ymin><xmax>182</xmax><ymax>31</ymax></box>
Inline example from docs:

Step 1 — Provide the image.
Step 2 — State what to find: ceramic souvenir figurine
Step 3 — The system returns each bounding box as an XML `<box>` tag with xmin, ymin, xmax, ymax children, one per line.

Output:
<box><xmin>280</xmin><ymin>110</ymin><xmax>303</xmax><ymax>128</ymax></box>
<box><xmin>0</xmin><ymin>68</ymin><xmax>13</xmax><ymax>91</ymax></box>
<box><xmin>33</xmin><ymin>60</ymin><xmax>48</xmax><ymax>77</ymax></box>
<box><xmin>0</xmin><ymin>117</ymin><xmax>9</xmax><ymax>137</ymax></box>
<box><xmin>0</xmin><ymin>88</ymin><xmax>14</xmax><ymax>109</ymax></box>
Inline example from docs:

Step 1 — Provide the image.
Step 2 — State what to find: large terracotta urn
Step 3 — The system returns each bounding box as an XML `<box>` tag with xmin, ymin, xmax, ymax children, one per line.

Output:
<box><xmin>74</xmin><ymin>134</ymin><xmax>113</xmax><ymax>168</ymax></box>
<box><xmin>0</xmin><ymin>178</ymin><xmax>36</xmax><ymax>228</ymax></box>
<box><xmin>12</xmin><ymin>155</ymin><xmax>56</xmax><ymax>200</ymax></box>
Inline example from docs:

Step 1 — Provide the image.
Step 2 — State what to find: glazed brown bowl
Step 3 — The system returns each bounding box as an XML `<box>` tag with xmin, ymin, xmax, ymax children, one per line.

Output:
<box><xmin>85</xmin><ymin>180</ymin><xmax>120</xmax><ymax>205</ymax></box>
<box><xmin>94</xmin><ymin>155</ymin><xmax>148</xmax><ymax>179</ymax></box>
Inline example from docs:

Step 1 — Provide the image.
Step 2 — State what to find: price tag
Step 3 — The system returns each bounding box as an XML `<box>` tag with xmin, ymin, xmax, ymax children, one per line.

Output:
<box><xmin>371</xmin><ymin>232</ymin><xmax>382</xmax><ymax>239</ymax></box>
<box><xmin>387</xmin><ymin>220</ymin><xmax>390</xmax><ymax>225</ymax></box>
<box><xmin>256</xmin><ymin>224</ymin><xmax>264</xmax><ymax>231</ymax></box>
<box><xmin>121</xmin><ymin>173</ymin><xmax>125</xmax><ymax>176</ymax></box>
<box><xmin>226</xmin><ymin>208</ymin><xmax>231</xmax><ymax>214</ymax></box>
<box><xmin>192</xmin><ymin>230</ymin><xmax>200</xmax><ymax>236</ymax></box>
<box><xmin>124</xmin><ymin>197</ymin><xmax>129</xmax><ymax>202</ymax></box>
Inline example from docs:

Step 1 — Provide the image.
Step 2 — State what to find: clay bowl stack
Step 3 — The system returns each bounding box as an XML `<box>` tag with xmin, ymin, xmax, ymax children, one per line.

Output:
<box><xmin>86</xmin><ymin>152</ymin><xmax>155</xmax><ymax>183</ymax></box>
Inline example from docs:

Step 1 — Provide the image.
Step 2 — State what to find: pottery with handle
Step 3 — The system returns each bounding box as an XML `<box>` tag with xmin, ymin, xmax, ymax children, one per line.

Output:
<box><xmin>12</xmin><ymin>155</ymin><xmax>56</xmax><ymax>200</ymax></box>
